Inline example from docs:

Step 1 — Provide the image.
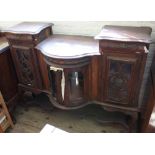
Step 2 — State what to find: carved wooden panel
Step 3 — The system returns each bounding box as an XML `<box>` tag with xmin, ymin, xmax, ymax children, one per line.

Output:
<box><xmin>11</xmin><ymin>47</ymin><xmax>40</xmax><ymax>87</ymax></box>
<box><xmin>108</xmin><ymin>59</ymin><xmax>131</xmax><ymax>103</ymax></box>
<box><xmin>102</xmin><ymin>54</ymin><xmax>139</xmax><ymax>106</ymax></box>
<box><xmin>16</xmin><ymin>49</ymin><xmax>35</xmax><ymax>86</ymax></box>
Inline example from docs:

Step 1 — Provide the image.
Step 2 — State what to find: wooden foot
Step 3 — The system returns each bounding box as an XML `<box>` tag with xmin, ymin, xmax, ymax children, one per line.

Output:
<box><xmin>128</xmin><ymin>113</ymin><xmax>138</xmax><ymax>132</ymax></box>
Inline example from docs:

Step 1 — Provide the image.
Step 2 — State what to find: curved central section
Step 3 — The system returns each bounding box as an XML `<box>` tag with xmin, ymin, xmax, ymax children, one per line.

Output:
<box><xmin>36</xmin><ymin>34</ymin><xmax>99</xmax><ymax>109</ymax></box>
<box><xmin>46</xmin><ymin>57</ymin><xmax>90</xmax><ymax>108</ymax></box>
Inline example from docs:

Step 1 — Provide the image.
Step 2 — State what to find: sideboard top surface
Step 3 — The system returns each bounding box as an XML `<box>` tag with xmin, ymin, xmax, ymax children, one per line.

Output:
<box><xmin>2</xmin><ymin>22</ymin><xmax>54</xmax><ymax>35</ymax></box>
<box><xmin>36</xmin><ymin>34</ymin><xmax>100</xmax><ymax>59</ymax></box>
<box><xmin>95</xmin><ymin>25</ymin><xmax>152</xmax><ymax>43</ymax></box>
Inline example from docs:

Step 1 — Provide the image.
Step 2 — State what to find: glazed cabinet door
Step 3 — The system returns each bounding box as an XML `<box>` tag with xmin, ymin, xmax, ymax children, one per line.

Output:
<box><xmin>11</xmin><ymin>47</ymin><xmax>42</xmax><ymax>89</ymax></box>
<box><xmin>63</xmin><ymin>67</ymin><xmax>89</xmax><ymax>107</ymax></box>
<box><xmin>101</xmin><ymin>52</ymin><xmax>142</xmax><ymax>107</ymax></box>
<box><xmin>48</xmin><ymin>65</ymin><xmax>90</xmax><ymax>108</ymax></box>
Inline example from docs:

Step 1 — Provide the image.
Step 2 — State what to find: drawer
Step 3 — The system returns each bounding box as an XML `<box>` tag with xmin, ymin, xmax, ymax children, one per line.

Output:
<box><xmin>6</xmin><ymin>33</ymin><xmax>33</xmax><ymax>41</ymax></box>
<box><xmin>5</xmin><ymin>27</ymin><xmax>52</xmax><ymax>46</ymax></box>
<box><xmin>9</xmin><ymin>39</ymin><xmax>34</xmax><ymax>48</ymax></box>
<box><xmin>99</xmin><ymin>40</ymin><xmax>146</xmax><ymax>53</ymax></box>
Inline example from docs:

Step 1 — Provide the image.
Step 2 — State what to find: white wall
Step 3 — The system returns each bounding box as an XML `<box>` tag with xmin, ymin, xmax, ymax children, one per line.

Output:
<box><xmin>1</xmin><ymin>21</ymin><xmax>155</xmax><ymax>40</ymax></box>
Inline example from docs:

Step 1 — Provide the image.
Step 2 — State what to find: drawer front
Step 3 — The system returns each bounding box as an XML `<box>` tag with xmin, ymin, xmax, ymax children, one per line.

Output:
<box><xmin>11</xmin><ymin>47</ymin><xmax>42</xmax><ymax>89</ymax></box>
<box><xmin>6</xmin><ymin>26</ymin><xmax>52</xmax><ymax>46</ymax></box>
<box><xmin>99</xmin><ymin>40</ymin><xmax>146</xmax><ymax>53</ymax></box>
<box><xmin>9</xmin><ymin>40</ymin><xmax>34</xmax><ymax>48</ymax></box>
<box><xmin>6</xmin><ymin>33</ymin><xmax>33</xmax><ymax>41</ymax></box>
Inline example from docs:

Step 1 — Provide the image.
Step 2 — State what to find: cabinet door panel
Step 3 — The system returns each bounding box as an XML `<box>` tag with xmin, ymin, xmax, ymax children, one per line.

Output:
<box><xmin>0</xmin><ymin>49</ymin><xmax>18</xmax><ymax>102</ymax></box>
<box><xmin>49</xmin><ymin>66</ymin><xmax>89</xmax><ymax>107</ymax></box>
<box><xmin>11</xmin><ymin>47</ymin><xmax>41</xmax><ymax>88</ymax></box>
<box><xmin>66</xmin><ymin>69</ymin><xmax>86</xmax><ymax>106</ymax></box>
<box><xmin>102</xmin><ymin>53</ymin><xmax>140</xmax><ymax>106</ymax></box>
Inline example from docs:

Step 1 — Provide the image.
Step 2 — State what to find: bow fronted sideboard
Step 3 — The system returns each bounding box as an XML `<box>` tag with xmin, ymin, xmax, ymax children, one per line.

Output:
<box><xmin>3</xmin><ymin>23</ymin><xmax>153</xmax><ymax>132</ymax></box>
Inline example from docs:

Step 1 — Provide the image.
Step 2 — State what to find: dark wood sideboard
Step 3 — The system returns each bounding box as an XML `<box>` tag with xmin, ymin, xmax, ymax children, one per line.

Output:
<box><xmin>2</xmin><ymin>23</ymin><xmax>153</xmax><ymax>132</ymax></box>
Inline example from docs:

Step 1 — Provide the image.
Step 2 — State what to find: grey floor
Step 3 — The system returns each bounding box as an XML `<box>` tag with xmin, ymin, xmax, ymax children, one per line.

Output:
<box><xmin>8</xmin><ymin>93</ymin><xmax>129</xmax><ymax>133</ymax></box>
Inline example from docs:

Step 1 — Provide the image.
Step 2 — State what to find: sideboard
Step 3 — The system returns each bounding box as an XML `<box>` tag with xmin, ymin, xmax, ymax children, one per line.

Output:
<box><xmin>2</xmin><ymin>23</ymin><xmax>153</xmax><ymax>132</ymax></box>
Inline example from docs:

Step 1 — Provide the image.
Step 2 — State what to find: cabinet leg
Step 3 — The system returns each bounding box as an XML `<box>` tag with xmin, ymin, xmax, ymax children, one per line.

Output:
<box><xmin>128</xmin><ymin>113</ymin><xmax>138</xmax><ymax>132</ymax></box>
<box><xmin>17</xmin><ymin>86</ymin><xmax>25</xmax><ymax>104</ymax></box>
<box><xmin>32</xmin><ymin>93</ymin><xmax>37</xmax><ymax>98</ymax></box>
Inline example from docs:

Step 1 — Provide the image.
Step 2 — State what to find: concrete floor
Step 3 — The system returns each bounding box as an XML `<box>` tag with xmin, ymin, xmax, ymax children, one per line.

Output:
<box><xmin>8</xmin><ymin>93</ymin><xmax>129</xmax><ymax>133</ymax></box>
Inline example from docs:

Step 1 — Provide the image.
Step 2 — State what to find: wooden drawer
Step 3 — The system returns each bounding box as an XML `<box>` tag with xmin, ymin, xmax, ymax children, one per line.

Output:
<box><xmin>9</xmin><ymin>40</ymin><xmax>34</xmax><ymax>48</ymax></box>
<box><xmin>99</xmin><ymin>40</ymin><xmax>146</xmax><ymax>53</ymax></box>
<box><xmin>6</xmin><ymin>27</ymin><xmax>52</xmax><ymax>46</ymax></box>
<box><xmin>6</xmin><ymin>33</ymin><xmax>33</xmax><ymax>41</ymax></box>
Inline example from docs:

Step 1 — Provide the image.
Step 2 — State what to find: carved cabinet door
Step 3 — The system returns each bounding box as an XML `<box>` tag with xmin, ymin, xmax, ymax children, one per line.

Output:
<box><xmin>101</xmin><ymin>52</ymin><xmax>142</xmax><ymax>107</ymax></box>
<box><xmin>11</xmin><ymin>47</ymin><xmax>42</xmax><ymax>89</ymax></box>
